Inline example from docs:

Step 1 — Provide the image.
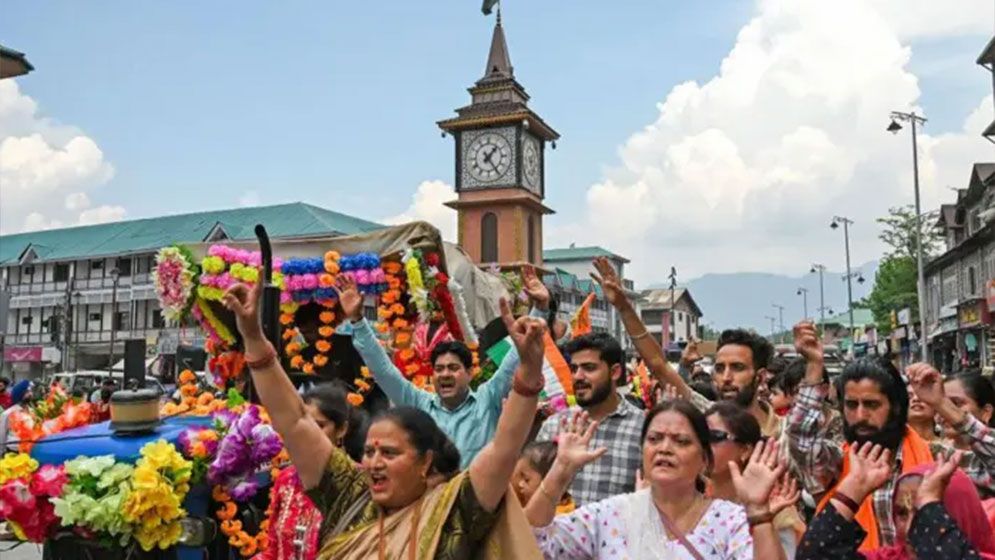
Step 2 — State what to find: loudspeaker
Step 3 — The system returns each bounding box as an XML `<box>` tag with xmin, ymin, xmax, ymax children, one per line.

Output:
<box><xmin>123</xmin><ymin>339</ymin><xmax>146</xmax><ymax>389</ymax></box>
<box><xmin>176</xmin><ymin>345</ymin><xmax>207</xmax><ymax>372</ymax></box>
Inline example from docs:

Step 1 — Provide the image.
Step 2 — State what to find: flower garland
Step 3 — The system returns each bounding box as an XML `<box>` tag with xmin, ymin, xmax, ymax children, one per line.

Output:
<box><xmin>280</xmin><ymin>252</ymin><xmax>341</xmax><ymax>375</ymax></box>
<box><xmin>402</xmin><ymin>249</ymin><xmax>430</xmax><ymax>318</ymax></box>
<box><xmin>194</xmin><ymin>298</ymin><xmax>237</xmax><ymax>347</ymax></box>
<box><xmin>0</xmin><ymin>453</ymin><xmax>67</xmax><ymax>542</ymax></box>
<box><xmin>338</xmin><ymin>252</ymin><xmax>387</xmax><ymax>296</ymax></box>
<box><xmin>152</xmin><ymin>245</ymin><xmax>198</xmax><ymax>323</ymax></box>
<box><xmin>9</xmin><ymin>384</ymin><xmax>95</xmax><ymax>453</ymax></box>
<box><xmin>160</xmin><ymin>369</ymin><xmax>226</xmax><ymax>416</ymax></box>
<box><xmin>121</xmin><ymin>440</ymin><xmax>193</xmax><ymax>551</ymax></box>
<box><xmin>206</xmin><ymin>405</ymin><xmax>282</xmax><ymax>501</ymax></box>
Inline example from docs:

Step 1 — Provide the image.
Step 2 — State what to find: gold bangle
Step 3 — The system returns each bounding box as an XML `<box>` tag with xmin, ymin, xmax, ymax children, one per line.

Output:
<box><xmin>538</xmin><ymin>481</ymin><xmax>559</xmax><ymax>506</ymax></box>
<box><xmin>629</xmin><ymin>330</ymin><xmax>651</xmax><ymax>341</ymax></box>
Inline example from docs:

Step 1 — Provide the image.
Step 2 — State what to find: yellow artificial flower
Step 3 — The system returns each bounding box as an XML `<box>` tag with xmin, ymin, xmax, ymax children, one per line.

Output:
<box><xmin>0</xmin><ymin>452</ymin><xmax>38</xmax><ymax>484</ymax></box>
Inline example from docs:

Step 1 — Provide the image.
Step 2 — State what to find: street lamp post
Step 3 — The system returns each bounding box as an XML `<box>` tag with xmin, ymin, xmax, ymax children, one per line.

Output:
<box><xmin>72</xmin><ymin>291</ymin><xmax>81</xmax><ymax>371</ymax></box>
<box><xmin>764</xmin><ymin>316</ymin><xmax>777</xmax><ymax>340</ymax></box>
<box><xmin>772</xmin><ymin>303</ymin><xmax>785</xmax><ymax>343</ymax></box>
<box><xmin>831</xmin><ymin>216</ymin><xmax>857</xmax><ymax>340</ymax></box>
<box><xmin>811</xmin><ymin>264</ymin><xmax>828</xmax><ymax>329</ymax></box>
<box><xmin>797</xmin><ymin>287</ymin><xmax>809</xmax><ymax>320</ymax></box>
<box><xmin>888</xmin><ymin>111</ymin><xmax>929</xmax><ymax>362</ymax></box>
<box><xmin>107</xmin><ymin>268</ymin><xmax>120</xmax><ymax>373</ymax></box>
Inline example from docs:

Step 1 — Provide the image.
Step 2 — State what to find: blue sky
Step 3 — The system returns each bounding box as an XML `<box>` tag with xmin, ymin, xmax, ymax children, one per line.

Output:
<box><xmin>2</xmin><ymin>1</ymin><xmax>992</xmax><ymax>284</ymax></box>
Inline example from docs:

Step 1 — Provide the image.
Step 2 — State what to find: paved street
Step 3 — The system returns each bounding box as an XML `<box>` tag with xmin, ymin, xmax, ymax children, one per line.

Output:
<box><xmin>0</xmin><ymin>543</ymin><xmax>42</xmax><ymax>560</ymax></box>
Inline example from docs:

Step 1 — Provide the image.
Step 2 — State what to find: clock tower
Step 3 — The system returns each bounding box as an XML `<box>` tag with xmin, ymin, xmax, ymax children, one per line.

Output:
<box><xmin>438</xmin><ymin>15</ymin><xmax>559</xmax><ymax>270</ymax></box>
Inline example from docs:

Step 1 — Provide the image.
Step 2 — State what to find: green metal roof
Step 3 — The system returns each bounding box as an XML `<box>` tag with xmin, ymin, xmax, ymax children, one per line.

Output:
<box><xmin>0</xmin><ymin>202</ymin><xmax>382</xmax><ymax>265</ymax></box>
<box><xmin>819</xmin><ymin>308</ymin><xmax>875</xmax><ymax>327</ymax></box>
<box><xmin>543</xmin><ymin>246</ymin><xmax>629</xmax><ymax>263</ymax></box>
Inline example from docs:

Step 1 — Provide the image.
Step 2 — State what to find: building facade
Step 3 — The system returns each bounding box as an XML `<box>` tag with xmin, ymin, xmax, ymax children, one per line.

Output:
<box><xmin>0</xmin><ymin>203</ymin><xmax>381</xmax><ymax>380</ymax></box>
<box><xmin>924</xmin><ymin>163</ymin><xmax>995</xmax><ymax>372</ymax></box>
<box><xmin>636</xmin><ymin>288</ymin><xmax>703</xmax><ymax>346</ymax></box>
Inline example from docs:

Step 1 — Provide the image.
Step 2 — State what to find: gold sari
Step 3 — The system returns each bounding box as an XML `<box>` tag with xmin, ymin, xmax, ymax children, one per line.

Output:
<box><xmin>318</xmin><ymin>471</ymin><xmax>541</xmax><ymax>560</ymax></box>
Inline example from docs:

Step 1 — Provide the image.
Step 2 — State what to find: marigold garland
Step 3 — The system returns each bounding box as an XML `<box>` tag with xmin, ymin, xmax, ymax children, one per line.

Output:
<box><xmin>281</xmin><ymin>252</ymin><xmax>341</xmax><ymax>375</ymax></box>
<box><xmin>160</xmin><ymin>369</ymin><xmax>227</xmax><ymax>416</ymax></box>
<box><xmin>9</xmin><ymin>384</ymin><xmax>95</xmax><ymax>453</ymax></box>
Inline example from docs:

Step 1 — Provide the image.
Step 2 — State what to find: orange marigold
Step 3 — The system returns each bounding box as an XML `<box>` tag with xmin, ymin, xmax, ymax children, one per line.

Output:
<box><xmin>381</xmin><ymin>291</ymin><xmax>398</xmax><ymax>304</ymax></box>
<box><xmin>315</xmin><ymin>340</ymin><xmax>332</xmax><ymax>354</ymax></box>
<box><xmin>282</xmin><ymin>328</ymin><xmax>296</xmax><ymax>341</ymax></box>
<box><xmin>355</xmin><ymin>379</ymin><xmax>371</xmax><ymax>392</ymax></box>
<box><xmin>313</xmin><ymin>354</ymin><xmax>329</xmax><ymax>367</ymax></box>
<box><xmin>318</xmin><ymin>326</ymin><xmax>335</xmax><ymax>338</ymax></box>
<box><xmin>319</xmin><ymin>311</ymin><xmax>335</xmax><ymax>324</ymax></box>
<box><xmin>383</xmin><ymin>262</ymin><xmax>403</xmax><ymax>274</ymax></box>
<box><xmin>290</xmin><ymin>355</ymin><xmax>305</xmax><ymax>369</ymax></box>
<box><xmin>324</xmin><ymin>250</ymin><xmax>341</xmax><ymax>262</ymax></box>
<box><xmin>318</xmin><ymin>274</ymin><xmax>335</xmax><ymax>288</ymax></box>
<box><xmin>324</xmin><ymin>261</ymin><xmax>340</xmax><ymax>275</ymax></box>
<box><xmin>302</xmin><ymin>362</ymin><xmax>315</xmax><ymax>375</ymax></box>
<box><xmin>285</xmin><ymin>342</ymin><xmax>302</xmax><ymax>355</ymax></box>
<box><xmin>360</xmin><ymin>366</ymin><xmax>372</xmax><ymax>378</ymax></box>
<box><xmin>279</xmin><ymin>313</ymin><xmax>295</xmax><ymax>326</ymax></box>
<box><xmin>178</xmin><ymin>370</ymin><xmax>196</xmax><ymax>384</ymax></box>
<box><xmin>394</xmin><ymin>332</ymin><xmax>412</xmax><ymax>346</ymax></box>
<box><xmin>392</xmin><ymin>318</ymin><xmax>409</xmax><ymax>330</ymax></box>
<box><xmin>375</xmin><ymin>322</ymin><xmax>390</xmax><ymax>334</ymax></box>
<box><xmin>346</xmin><ymin>393</ymin><xmax>364</xmax><ymax>406</ymax></box>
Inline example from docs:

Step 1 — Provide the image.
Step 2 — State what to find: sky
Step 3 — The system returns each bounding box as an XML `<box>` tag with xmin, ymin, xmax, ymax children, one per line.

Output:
<box><xmin>1</xmin><ymin>0</ymin><xmax>993</xmax><ymax>286</ymax></box>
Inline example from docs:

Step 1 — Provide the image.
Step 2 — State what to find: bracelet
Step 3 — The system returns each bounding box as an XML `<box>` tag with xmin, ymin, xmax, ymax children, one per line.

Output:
<box><xmin>512</xmin><ymin>372</ymin><xmax>544</xmax><ymax>398</ymax></box>
<box><xmin>245</xmin><ymin>342</ymin><xmax>277</xmax><ymax>370</ymax></box>
<box><xmin>629</xmin><ymin>330</ymin><xmax>651</xmax><ymax>341</ymax></box>
<box><xmin>831</xmin><ymin>491</ymin><xmax>860</xmax><ymax>514</ymax></box>
<box><xmin>538</xmin><ymin>481</ymin><xmax>559</xmax><ymax>506</ymax></box>
<box><xmin>746</xmin><ymin>511</ymin><xmax>774</xmax><ymax>528</ymax></box>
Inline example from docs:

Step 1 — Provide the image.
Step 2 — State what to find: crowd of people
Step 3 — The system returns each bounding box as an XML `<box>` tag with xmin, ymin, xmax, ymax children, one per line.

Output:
<box><xmin>3</xmin><ymin>255</ymin><xmax>993</xmax><ymax>559</ymax></box>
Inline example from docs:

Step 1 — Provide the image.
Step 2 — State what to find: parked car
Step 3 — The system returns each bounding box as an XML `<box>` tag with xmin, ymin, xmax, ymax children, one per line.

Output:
<box><xmin>50</xmin><ymin>371</ymin><xmax>167</xmax><ymax>400</ymax></box>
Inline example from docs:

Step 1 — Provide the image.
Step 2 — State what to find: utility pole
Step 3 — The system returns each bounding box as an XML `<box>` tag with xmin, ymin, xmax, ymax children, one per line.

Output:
<box><xmin>811</xmin><ymin>264</ymin><xmax>828</xmax><ymax>336</ymax></box>
<box><xmin>772</xmin><ymin>303</ymin><xmax>785</xmax><ymax>343</ymax></box>
<box><xmin>797</xmin><ymin>287</ymin><xmax>809</xmax><ymax>321</ymax></box>
<box><xmin>831</xmin><ymin>216</ymin><xmax>856</xmax><ymax>342</ymax></box>
<box><xmin>765</xmin><ymin>316</ymin><xmax>777</xmax><ymax>340</ymax></box>
<box><xmin>667</xmin><ymin>266</ymin><xmax>677</xmax><ymax>347</ymax></box>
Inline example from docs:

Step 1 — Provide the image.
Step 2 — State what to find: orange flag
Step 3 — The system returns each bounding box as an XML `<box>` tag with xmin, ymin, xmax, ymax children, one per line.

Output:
<box><xmin>571</xmin><ymin>293</ymin><xmax>596</xmax><ymax>336</ymax></box>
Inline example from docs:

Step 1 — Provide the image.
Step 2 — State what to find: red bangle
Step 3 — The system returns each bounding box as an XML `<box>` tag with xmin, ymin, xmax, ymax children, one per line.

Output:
<box><xmin>245</xmin><ymin>342</ymin><xmax>277</xmax><ymax>370</ymax></box>
<box><xmin>512</xmin><ymin>372</ymin><xmax>544</xmax><ymax>398</ymax></box>
<box><xmin>832</xmin><ymin>491</ymin><xmax>860</xmax><ymax>514</ymax></box>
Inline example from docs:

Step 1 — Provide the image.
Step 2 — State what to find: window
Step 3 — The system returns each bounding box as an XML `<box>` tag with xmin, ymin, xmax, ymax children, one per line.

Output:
<box><xmin>481</xmin><ymin>212</ymin><xmax>498</xmax><ymax>263</ymax></box>
<box><xmin>88</xmin><ymin>312</ymin><xmax>102</xmax><ymax>322</ymax></box>
<box><xmin>91</xmin><ymin>260</ymin><xmax>104</xmax><ymax>271</ymax></box>
<box><xmin>54</xmin><ymin>263</ymin><xmax>70</xmax><ymax>282</ymax></box>
<box><xmin>152</xmin><ymin>309</ymin><xmax>164</xmax><ymax>329</ymax></box>
<box><xmin>968</xmin><ymin>267</ymin><xmax>977</xmax><ymax>296</ymax></box>
<box><xmin>22</xmin><ymin>266</ymin><xmax>34</xmax><ymax>277</ymax></box>
<box><xmin>116</xmin><ymin>258</ymin><xmax>132</xmax><ymax>277</ymax></box>
<box><xmin>21</xmin><ymin>316</ymin><xmax>32</xmax><ymax>325</ymax></box>
<box><xmin>527</xmin><ymin>217</ymin><xmax>537</xmax><ymax>264</ymax></box>
<box><xmin>113</xmin><ymin>312</ymin><xmax>130</xmax><ymax>331</ymax></box>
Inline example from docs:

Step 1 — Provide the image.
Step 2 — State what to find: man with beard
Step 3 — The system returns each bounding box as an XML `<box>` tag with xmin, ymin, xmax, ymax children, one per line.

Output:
<box><xmin>534</xmin><ymin>332</ymin><xmax>644</xmax><ymax>506</ymax></box>
<box><xmin>789</xmin><ymin>321</ymin><xmax>995</xmax><ymax>550</ymax></box>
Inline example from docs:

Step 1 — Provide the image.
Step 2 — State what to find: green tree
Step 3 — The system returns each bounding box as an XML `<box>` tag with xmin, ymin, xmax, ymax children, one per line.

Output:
<box><xmin>865</xmin><ymin>205</ymin><xmax>943</xmax><ymax>332</ymax></box>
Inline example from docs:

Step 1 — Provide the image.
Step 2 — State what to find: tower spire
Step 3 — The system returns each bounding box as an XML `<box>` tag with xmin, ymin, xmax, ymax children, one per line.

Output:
<box><xmin>482</xmin><ymin>10</ymin><xmax>513</xmax><ymax>80</ymax></box>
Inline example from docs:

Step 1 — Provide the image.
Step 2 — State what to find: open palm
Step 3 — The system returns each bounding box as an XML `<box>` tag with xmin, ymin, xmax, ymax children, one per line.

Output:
<box><xmin>521</xmin><ymin>264</ymin><xmax>550</xmax><ymax>308</ymax></box>
<box><xmin>590</xmin><ymin>257</ymin><xmax>624</xmax><ymax>307</ymax></box>
<box><xmin>731</xmin><ymin>439</ymin><xmax>785</xmax><ymax>507</ymax></box>
<box><xmin>844</xmin><ymin>442</ymin><xmax>892</xmax><ymax>497</ymax></box>
<box><xmin>336</xmin><ymin>275</ymin><xmax>364</xmax><ymax>321</ymax></box>
<box><xmin>556</xmin><ymin>411</ymin><xmax>607</xmax><ymax>473</ymax></box>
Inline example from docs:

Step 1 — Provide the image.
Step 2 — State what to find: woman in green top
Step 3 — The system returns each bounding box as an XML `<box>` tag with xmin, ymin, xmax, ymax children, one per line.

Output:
<box><xmin>223</xmin><ymin>279</ymin><xmax>547</xmax><ymax>559</ymax></box>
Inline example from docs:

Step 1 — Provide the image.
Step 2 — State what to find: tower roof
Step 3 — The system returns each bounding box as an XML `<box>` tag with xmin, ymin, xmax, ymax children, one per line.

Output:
<box><xmin>480</xmin><ymin>19</ymin><xmax>513</xmax><ymax>83</ymax></box>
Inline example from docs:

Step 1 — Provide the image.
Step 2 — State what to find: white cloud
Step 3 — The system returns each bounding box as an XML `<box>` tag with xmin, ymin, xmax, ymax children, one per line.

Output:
<box><xmin>382</xmin><ymin>180</ymin><xmax>457</xmax><ymax>241</ymax></box>
<box><xmin>78</xmin><ymin>205</ymin><xmax>127</xmax><ymax>226</ymax></box>
<box><xmin>572</xmin><ymin>0</ymin><xmax>994</xmax><ymax>283</ymax></box>
<box><xmin>0</xmin><ymin>80</ymin><xmax>117</xmax><ymax>234</ymax></box>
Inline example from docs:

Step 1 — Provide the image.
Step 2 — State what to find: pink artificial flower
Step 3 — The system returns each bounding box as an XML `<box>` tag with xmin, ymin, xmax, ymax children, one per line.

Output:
<box><xmin>30</xmin><ymin>465</ymin><xmax>67</xmax><ymax>498</ymax></box>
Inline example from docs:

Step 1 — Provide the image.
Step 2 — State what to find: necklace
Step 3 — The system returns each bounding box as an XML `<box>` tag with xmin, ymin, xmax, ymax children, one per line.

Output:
<box><xmin>656</xmin><ymin>492</ymin><xmax>707</xmax><ymax>538</ymax></box>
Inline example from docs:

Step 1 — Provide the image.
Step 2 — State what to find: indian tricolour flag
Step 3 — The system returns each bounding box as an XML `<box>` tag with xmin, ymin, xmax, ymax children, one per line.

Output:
<box><xmin>487</xmin><ymin>332</ymin><xmax>573</xmax><ymax>399</ymax></box>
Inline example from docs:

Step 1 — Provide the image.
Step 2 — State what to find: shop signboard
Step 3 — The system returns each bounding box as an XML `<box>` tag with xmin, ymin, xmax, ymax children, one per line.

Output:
<box><xmin>959</xmin><ymin>303</ymin><xmax>982</xmax><ymax>328</ymax></box>
<box><xmin>3</xmin><ymin>346</ymin><xmax>42</xmax><ymax>362</ymax></box>
<box><xmin>897</xmin><ymin>308</ymin><xmax>911</xmax><ymax>326</ymax></box>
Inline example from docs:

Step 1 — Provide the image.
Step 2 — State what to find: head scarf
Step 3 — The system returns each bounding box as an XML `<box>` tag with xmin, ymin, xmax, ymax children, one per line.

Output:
<box><xmin>864</xmin><ymin>464</ymin><xmax>995</xmax><ymax>560</ymax></box>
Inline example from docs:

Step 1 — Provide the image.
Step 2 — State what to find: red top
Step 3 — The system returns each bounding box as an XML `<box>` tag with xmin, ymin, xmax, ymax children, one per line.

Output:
<box><xmin>257</xmin><ymin>466</ymin><xmax>323</xmax><ymax>560</ymax></box>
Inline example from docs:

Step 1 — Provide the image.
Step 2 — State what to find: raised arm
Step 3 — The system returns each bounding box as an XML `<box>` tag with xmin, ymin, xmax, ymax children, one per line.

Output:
<box><xmin>729</xmin><ymin>439</ymin><xmax>790</xmax><ymax>560</ymax></box>
<box><xmin>525</xmin><ymin>411</ymin><xmax>606</xmax><ymax>527</ymax></box>
<box><xmin>338</xmin><ymin>275</ymin><xmax>428</xmax><ymax>409</ymax></box>
<box><xmin>469</xmin><ymin>299</ymin><xmax>547</xmax><ymax>512</ymax></box>
<box><xmin>908</xmin><ymin>363</ymin><xmax>995</xmax><ymax>490</ymax></box>
<box><xmin>223</xmin><ymin>282</ymin><xmax>333</xmax><ymax>490</ymax></box>
<box><xmin>591</xmin><ymin>257</ymin><xmax>691</xmax><ymax>398</ymax></box>
<box><xmin>786</xmin><ymin>321</ymin><xmax>842</xmax><ymax>497</ymax></box>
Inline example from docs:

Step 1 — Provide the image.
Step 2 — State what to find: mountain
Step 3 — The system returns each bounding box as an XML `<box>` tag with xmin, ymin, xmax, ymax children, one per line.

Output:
<box><xmin>648</xmin><ymin>261</ymin><xmax>879</xmax><ymax>333</ymax></box>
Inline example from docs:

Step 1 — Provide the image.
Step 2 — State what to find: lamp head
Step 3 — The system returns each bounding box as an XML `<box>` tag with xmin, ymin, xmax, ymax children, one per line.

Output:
<box><xmin>887</xmin><ymin>119</ymin><xmax>902</xmax><ymax>134</ymax></box>
<box><xmin>830</xmin><ymin>220</ymin><xmax>839</xmax><ymax>230</ymax></box>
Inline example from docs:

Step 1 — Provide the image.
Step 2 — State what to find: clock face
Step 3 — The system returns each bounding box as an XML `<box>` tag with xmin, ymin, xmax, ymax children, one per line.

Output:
<box><xmin>466</xmin><ymin>132</ymin><xmax>512</xmax><ymax>183</ymax></box>
<box><xmin>522</xmin><ymin>137</ymin><xmax>541</xmax><ymax>193</ymax></box>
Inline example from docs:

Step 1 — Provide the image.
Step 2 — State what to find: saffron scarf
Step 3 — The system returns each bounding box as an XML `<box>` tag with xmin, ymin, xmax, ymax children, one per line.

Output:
<box><xmin>816</xmin><ymin>427</ymin><xmax>933</xmax><ymax>551</ymax></box>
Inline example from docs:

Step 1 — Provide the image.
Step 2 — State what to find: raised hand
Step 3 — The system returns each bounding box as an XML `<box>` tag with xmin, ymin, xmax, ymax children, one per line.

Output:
<box><xmin>681</xmin><ymin>339</ymin><xmax>703</xmax><ymax>368</ymax></box>
<box><xmin>554</xmin><ymin>411</ymin><xmax>608</xmax><ymax>474</ymax></box>
<box><xmin>499</xmin><ymin>298</ymin><xmax>547</xmax><ymax>375</ymax></box>
<box><xmin>837</xmin><ymin>442</ymin><xmax>892</xmax><ymax>503</ymax></box>
<box><xmin>907</xmin><ymin>363</ymin><xmax>945</xmax><ymax>408</ymax></box>
<box><xmin>590</xmin><ymin>257</ymin><xmax>626</xmax><ymax>308</ymax></box>
<box><xmin>730</xmin><ymin>439</ymin><xmax>786</xmax><ymax>508</ymax></box>
<box><xmin>792</xmin><ymin>321</ymin><xmax>823</xmax><ymax>363</ymax></box>
<box><xmin>521</xmin><ymin>264</ymin><xmax>550</xmax><ymax>310</ymax></box>
<box><xmin>915</xmin><ymin>450</ymin><xmax>964</xmax><ymax>507</ymax></box>
<box><xmin>336</xmin><ymin>274</ymin><xmax>364</xmax><ymax>321</ymax></box>
<box><xmin>223</xmin><ymin>282</ymin><xmax>264</xmax><ymax>342</ymax></box>
<box><xmin>654</xmin><ymin>383</ymin><xmax>681</xmax><ymax>403</ymax></box>
<box><xmin>769</xmin><ymin>472</ymin><xmax>801</xmax><ymax>517</ymax></box>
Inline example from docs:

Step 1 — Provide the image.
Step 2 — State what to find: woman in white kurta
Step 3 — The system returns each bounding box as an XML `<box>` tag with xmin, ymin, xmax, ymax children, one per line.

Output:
<box><xmin>526</xmin><ymin>401</ymin><xmax>788</xmax><ymax>560</ymax></box>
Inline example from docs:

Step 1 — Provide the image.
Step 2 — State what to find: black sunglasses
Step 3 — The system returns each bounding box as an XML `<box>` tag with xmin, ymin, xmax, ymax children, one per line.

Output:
<box><xmin>708</xmin><ymin>429</ymin><xmax>740</xmax><ymax>444</ymax></box>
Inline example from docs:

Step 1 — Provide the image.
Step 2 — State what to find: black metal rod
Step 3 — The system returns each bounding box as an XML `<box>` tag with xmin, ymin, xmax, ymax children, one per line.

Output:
<box><xmin>249</xmin><ymin>225</ymin><xmax>282</xmax><ymax>404</ymax></box>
